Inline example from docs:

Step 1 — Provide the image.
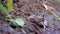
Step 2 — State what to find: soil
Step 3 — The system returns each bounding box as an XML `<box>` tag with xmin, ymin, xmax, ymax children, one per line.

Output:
<box><xmin>0</xmin><ymin>0</ymin><xmax>60</xmax><ymax>34</ymax></box>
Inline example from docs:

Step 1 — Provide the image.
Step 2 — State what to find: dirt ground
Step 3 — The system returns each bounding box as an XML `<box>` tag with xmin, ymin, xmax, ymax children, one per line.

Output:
<box><xmin>0</xmin><ymin>0</ymin><xmax>60</xmax><ymax>34</ymax></box>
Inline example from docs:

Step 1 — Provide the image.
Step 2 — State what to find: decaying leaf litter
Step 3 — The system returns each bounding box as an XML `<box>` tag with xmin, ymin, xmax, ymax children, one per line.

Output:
<box><xmin>0</xmin><ymin>0</ymin><xmax>60</xmax><ymax>34</ymax></box>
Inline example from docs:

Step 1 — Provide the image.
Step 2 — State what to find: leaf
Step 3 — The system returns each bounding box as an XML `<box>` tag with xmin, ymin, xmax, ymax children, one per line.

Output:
<box><xmin>15</xmin><ymin>18</ymin><xmax>25</xmax><ymax>27</ymax></box>
<box><xmin>8</xmin><ymin>19</ymin><xmax>18</xmax><ymax>26</ymax></box>
<box><xmin>0</xmin><ymin>2</ymin><xmax>9</xmax><ymax>15</ymax></box>
<box><xmin>0</xmin><ymin>3</ymin><xmax>16</xmax><ymax>25</ymax></box>
<box><xmin>7</xmin><ymin>0</ymin><xmax>13</xmax><ymax>12</ymax></box>
<box><xmin>57</xmin><ymin>18</ymin><xmax>60</xmax><ymax>21</ymax></box>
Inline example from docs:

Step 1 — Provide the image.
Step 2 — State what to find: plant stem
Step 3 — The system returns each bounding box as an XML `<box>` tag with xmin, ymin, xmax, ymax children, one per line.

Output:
<box><xmin>21</xmin><ymin>28</ymin><xmax>26</xmax><ymax>34</ymax></box>
<box><xmin>48</xmin><ymin>8</ymin><xmax>60</xmax><ymax>21</ymax></box>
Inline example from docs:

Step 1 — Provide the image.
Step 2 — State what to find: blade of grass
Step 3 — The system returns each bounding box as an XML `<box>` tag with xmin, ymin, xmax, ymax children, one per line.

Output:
<box><xmin>0</xmin><ymin>2</ymin><xmax>17</xmax><ymax>25</ymax></box>
<box><xmin>0</xmin><ymin>2</ymin><xmax>25</xmax><ymax>27</ymax></box>
<box><xmin>0</xmin><ymin>2</ymin><xmax>9</xmax><ymax>15</ymax></box>
<box><xmin>7</xmin><ymin>0</ymin><xmax>13</xmax><ymax>12</ymax></box>
<box><xmin>0</xmin><ymin>2</ymin><xmax>12</xmax><ymax>18</ymax></box>
<box><xmin>0</xmin><ymin>2</ymin><xmax>26</xmax><ymax>33</ymax></box>
<box><xmin>43</xmin><ymin>3</ymin><xmax>60</xmax><ymax>21</ymax></box>
<box><xmin>48</xmin><ymin>8</ymin><xmax>60</xmax><ymax>21</ymax></box>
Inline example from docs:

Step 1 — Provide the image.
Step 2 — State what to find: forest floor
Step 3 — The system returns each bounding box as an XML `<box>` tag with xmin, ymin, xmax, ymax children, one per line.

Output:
<box><xmin>0</xmin><ymin>0</ymin><xmax>60</xmax><ymax>34</ymax></box>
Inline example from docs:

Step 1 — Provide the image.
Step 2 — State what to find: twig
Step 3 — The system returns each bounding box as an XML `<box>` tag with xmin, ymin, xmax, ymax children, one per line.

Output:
<box><xmin>43</xmin><ymin>2</ymin><xmax>60</xmax><ymax>21</ymax></box>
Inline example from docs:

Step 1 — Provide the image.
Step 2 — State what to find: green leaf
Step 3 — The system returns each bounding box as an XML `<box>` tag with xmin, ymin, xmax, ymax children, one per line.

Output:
<box><xmin>0</xmin><ymin>2</ymin><xmax>12</xmax><ymax>19</ymax></box>
<box><xmin>57</xmin><ymin>18</ymin><xmax>60</xmax><ymax>21</ymax></box>
<box><xmin>15</xmin><ymin>18</ymin><xmax>25</xmax><ymax>27</ymax></box>
<box><xmin>0</xmin><ymin>2</ymin><xmax>9</xmax><ymax>15</ymax></box>
<box><xmin>8</xmin><ymin>19</ymin><xmax>18</xmax><ymax>26</ymax></box>
<box><xmin>7</xmin><ymin>0</ymin><xmax>13</xmax><ymax>12</ymax></box>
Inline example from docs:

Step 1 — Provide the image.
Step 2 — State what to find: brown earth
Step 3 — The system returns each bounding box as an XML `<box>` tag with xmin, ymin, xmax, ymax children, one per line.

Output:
<box><xmin>0</xmin><ymin>0</ymin><xmax>60</xmax><ymax>34</ymax></box>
